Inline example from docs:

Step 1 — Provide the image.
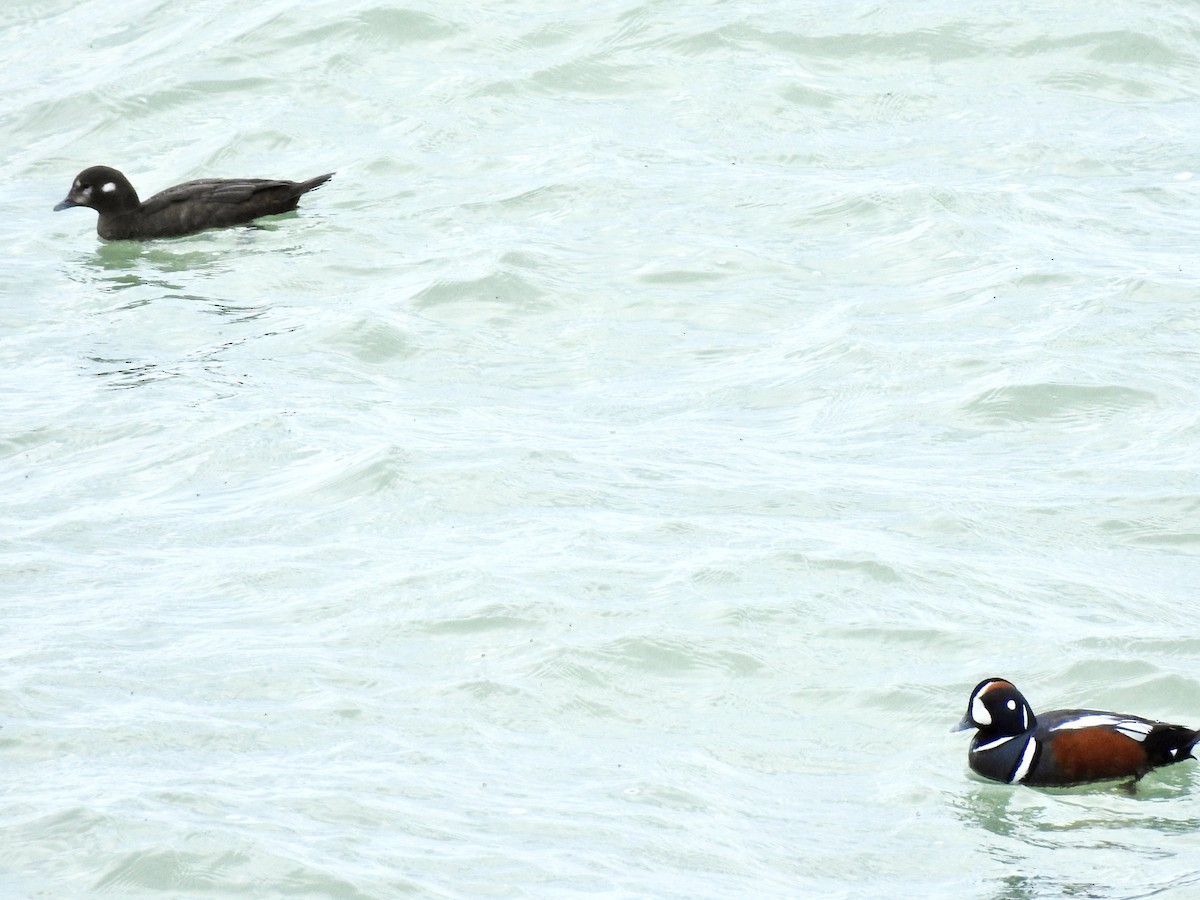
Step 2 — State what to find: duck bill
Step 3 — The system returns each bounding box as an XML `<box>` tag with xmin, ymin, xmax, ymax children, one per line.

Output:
<box><xmin>53</xmin><ymin>198</ymin><xmax>79</xmax><ymax>211</ymax></box>
<box><xmin>950</xmin><ymin>715</ymin><xmax>974</xmax><ymax>733</ymax></box>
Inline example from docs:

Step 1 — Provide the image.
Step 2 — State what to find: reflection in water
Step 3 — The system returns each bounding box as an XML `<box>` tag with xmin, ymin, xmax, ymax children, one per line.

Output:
<box><xmin>984</xmin><ymin>870</ymin><xmax>1200</xmax><ymax>900</ymax></box>
<box><xmin>78</xmin><ymin>235</ymin><xmax>298</xmax><ymax>318</ymax></box>
<box><xmin>93</xmin><ymin>240</ymin><xmax>231</xmax><ymax>273</ymax></box>
<box><xmin>61</xmin><ymin>234</ymin><xmax>305</xmax><ymax>390</ymax></box>
<box><xmin>953</xmin><ymin>776</ymin><xmax>1200</xmax><ymax>898</ymax></box>
<box><xmin>86</xmin><ymin>357</ymin><xmax>179</xmax><ymax>389</ymax></box>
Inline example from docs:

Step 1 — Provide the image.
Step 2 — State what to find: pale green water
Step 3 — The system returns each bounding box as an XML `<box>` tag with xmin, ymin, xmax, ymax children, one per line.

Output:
<box><xmin>5</xmin><ymin>1</ymin><xmax>1200</xmax><ymax>897</ymax></box>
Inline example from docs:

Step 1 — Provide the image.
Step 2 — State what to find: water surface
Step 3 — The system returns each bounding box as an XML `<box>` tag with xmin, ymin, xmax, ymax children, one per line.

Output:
<box><xmin>4</xmin><ymin>1</ymin><xmax>1200</xmax><ymax>897</ymax></box>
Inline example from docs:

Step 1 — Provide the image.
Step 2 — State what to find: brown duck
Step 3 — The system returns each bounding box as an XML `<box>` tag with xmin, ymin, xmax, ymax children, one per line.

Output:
<box><xmin>54</xmin><ymin>165</ymin><xmax>333</xmax><ymax>240</ymax></box>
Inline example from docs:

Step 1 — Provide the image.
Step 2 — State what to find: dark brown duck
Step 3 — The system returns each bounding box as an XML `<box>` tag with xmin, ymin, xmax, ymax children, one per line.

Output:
<box><xmin>54</xmin><ymin>165</ymin><xmax>334</xmax><ymax>240</ymax></box>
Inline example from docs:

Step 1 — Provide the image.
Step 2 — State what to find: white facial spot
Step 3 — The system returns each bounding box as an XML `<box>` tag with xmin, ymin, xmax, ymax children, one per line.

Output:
<box><xmin>971</xmin><ymin>692</ymin><xmax>992</xmax><ymax>726</ymax></box>
<box><xmin>101</xmin><ymin>182</ymin><xmax>117</xmax><ymax>193</ymax></box>
<box><xmin>1006</xmin><ymin>699</ymin><xmax>1017</xmax><ymax>711</ymax></box>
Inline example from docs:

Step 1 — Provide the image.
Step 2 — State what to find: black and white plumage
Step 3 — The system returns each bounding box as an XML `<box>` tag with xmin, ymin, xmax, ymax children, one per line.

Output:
<box><xmin>953</xmin><ymin>678</ymin><xmax>1200</xmax><ymax>787</ymax></box>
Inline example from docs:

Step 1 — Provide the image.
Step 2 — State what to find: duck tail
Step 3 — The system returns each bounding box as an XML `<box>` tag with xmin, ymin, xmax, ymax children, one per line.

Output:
<box><xmin>300</xmin><ymin>173</ymin><xmax>334</xmax><ymax>194</ymax></box>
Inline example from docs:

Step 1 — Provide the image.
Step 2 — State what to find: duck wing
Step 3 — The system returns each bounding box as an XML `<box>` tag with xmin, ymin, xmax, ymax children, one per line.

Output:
<box><xmin>130</xmin><ymin>174</ymin><xmax>333</xmax><ymax>238</ymax></box>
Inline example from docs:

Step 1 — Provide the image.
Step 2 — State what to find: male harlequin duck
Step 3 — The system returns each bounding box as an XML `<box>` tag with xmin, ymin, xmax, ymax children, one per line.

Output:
<box><xmin>954</xmin><ymin>678</ymin><xmax>1200</xmax><ymax>787</ymax></box>
<box><xmin>54</xmin><ymin>166</ymin><xmax>334</xmax><ymax>240</ymax></box>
